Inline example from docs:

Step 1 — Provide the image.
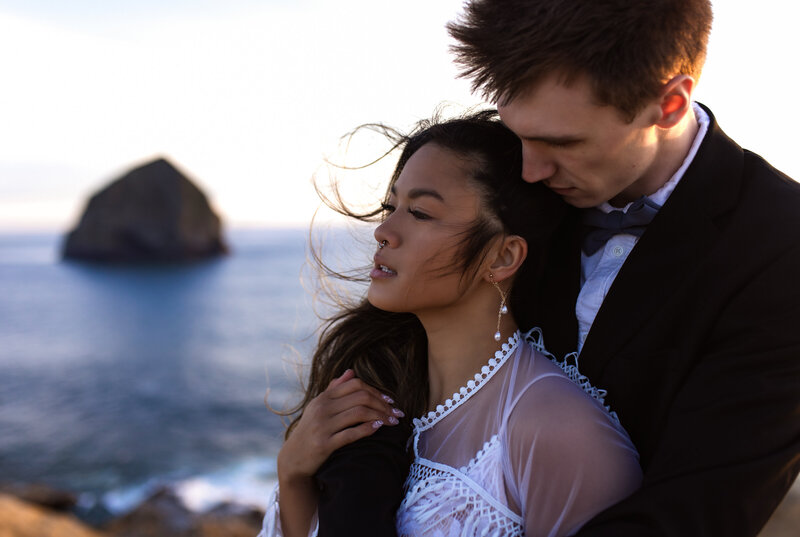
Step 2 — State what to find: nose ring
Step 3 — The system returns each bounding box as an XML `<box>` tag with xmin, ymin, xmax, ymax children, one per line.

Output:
<box><xmin>378</xmin><ymin>240</ymin><xmax>387</xmax><ymax>249</ymax></box>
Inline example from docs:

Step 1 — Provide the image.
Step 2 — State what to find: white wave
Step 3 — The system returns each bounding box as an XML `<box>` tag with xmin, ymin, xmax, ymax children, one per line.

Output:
<box><xmin>93</xmin><ymin>456</ymin><xmax>278</xmax><ymax>516</ymax></box>
<box><xmin>172</xmin><ymin>456</ymin><xmax>277</xmax><ymax>512</ymax></box>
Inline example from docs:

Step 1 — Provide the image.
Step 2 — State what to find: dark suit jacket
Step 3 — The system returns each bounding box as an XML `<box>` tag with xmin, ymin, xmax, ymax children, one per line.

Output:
<box><xmin>533</xmin><ymin>105</ymin><xmax>800</xmax><ymax>537</ymax></box>
<box><xmin>314</xmin><ymin>418</ymin><xmax>412</xmax><ymax>536</ymax></box>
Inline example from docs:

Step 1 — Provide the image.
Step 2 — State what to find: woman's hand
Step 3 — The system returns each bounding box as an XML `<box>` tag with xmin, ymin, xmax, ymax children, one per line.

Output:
<box><xmin>279</xmin><ymin>369</ymin><xmax>404</xmax><ymax>481</ymax></box>
<box><xmin>276</xmin><ymin>370</ymin><xmax>404</xmax><ymax>537</ymax></box>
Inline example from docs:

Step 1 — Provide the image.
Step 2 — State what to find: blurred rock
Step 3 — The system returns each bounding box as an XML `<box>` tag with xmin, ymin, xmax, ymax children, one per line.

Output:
<box><xmin>196</xmin><ymin>501</ymin><xmax>265</xmax><ymax>537</ymax></box>
<box><xmin>63</xmin><ymin>158</ymin><xmax>228</xmax><ymax>263</ymax></box>
<box><xmin>0</xmin><ymin>485</ymin><xmax>265</xmax><ymax>537</ymax></box>
<box><xmin>0</xmin><ymin>493</ymin><xmax>105</xmax><ymax>537</ymax></box>
<box><xmin>103</xmin><ymin>487</ymin><xmax>194</xmax><ymax>536</ymax></box>
<box><xmin>0</xmin><ymin>477</ymin><xmax>794</xmax><ymax>536</ymax></box>
<box><xmin>0</xmin><ymin>482</ymin><xmax>77</xmax><ymax>512</ymax></box>
<box><xmin>103</xmin><ymin>487</ymin><xmax>263</xmax><ymax>537</ymax></box>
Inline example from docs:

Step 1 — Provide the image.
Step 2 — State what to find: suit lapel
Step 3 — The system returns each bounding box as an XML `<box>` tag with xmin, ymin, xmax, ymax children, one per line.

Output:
<box><xmin>578</xmin><ymin>108</ymin><xmax>743</xmax><ymax>382</ymax></box>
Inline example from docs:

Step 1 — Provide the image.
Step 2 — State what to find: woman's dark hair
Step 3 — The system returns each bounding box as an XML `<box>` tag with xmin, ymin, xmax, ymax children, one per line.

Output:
<box><xmin>283</xmin><ymin>109</ymin><xmax>566</xmax><ymax>437</ymax></box>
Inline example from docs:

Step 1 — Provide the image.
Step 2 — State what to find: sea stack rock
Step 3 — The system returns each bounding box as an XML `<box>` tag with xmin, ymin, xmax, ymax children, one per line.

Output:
<box><xmin>63</xmin><ymin>158</ymin><xmax>228</xmax><ymax>262</ymax></box>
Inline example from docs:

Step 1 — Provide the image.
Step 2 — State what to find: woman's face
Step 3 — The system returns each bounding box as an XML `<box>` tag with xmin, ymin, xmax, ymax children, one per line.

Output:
<box><xmin>368</xmin><ymin>143</ymin><xmax>490</xmax><ymax>316</ymax></box>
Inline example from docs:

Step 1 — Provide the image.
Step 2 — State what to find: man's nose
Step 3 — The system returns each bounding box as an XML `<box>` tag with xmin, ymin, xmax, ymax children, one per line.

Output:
<box><xmin>521</xmin><ymin>145</ymin><xmax>556</xmax><ymax>183</ymax></box>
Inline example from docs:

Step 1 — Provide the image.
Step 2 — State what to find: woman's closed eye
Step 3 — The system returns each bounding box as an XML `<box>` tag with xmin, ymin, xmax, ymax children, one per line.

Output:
<box><xmin>381</xmin><ymin>202</ymin><xmax>431</xmax><ymax>221</ymax></box>
<box><xmin>408</xmin><ymin>207</ymin><xmax>431</xmax><ymax>220</ymax></box>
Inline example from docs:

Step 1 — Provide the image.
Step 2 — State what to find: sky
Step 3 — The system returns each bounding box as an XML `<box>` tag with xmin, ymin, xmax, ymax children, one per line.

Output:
<box><xmin>0</xmin><ymin>0</ymin><xmax>798</xmax><ymax>231</ymax></box>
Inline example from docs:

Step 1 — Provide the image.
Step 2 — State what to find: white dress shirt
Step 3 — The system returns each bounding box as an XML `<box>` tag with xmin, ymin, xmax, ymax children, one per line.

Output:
<box><xmin>576</xmin><ymin>104</ymin><xmax>710</xmax><ymax>353</ymax></box>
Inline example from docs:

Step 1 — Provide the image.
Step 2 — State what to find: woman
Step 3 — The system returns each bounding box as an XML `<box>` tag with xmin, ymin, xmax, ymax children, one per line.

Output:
<box><xmin>261</xmin><ymin>110</ymin><xmax>642</xmax><ymax>536</ymax></box>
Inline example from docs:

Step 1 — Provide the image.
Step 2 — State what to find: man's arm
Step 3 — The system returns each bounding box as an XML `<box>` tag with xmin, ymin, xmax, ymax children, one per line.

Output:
<box><xmin>576</xmin><ymin>244</ymin><xmax>800</xmax><ymax>537</ymax></box>
<box><xmin>315</xmin><ymin>419</ymin><xmax>411</xmax><ymax>536</ymax></box>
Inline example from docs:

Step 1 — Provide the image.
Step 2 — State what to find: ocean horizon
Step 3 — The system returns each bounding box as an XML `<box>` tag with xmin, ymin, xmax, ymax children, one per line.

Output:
<box><xmin>0</xmin><ymin>226</ymin><xmax>374</xmax><ymax>517</ymax></box>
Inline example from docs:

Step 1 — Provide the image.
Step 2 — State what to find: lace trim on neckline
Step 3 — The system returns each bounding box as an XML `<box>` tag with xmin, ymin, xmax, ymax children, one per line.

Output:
<box><xmin>413</xmin><ymin>331</ymin><xmax>521</xmax><ymax>432</ymax></box>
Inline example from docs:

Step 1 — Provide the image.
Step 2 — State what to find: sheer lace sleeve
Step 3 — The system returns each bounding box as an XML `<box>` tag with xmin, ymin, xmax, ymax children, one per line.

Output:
<box><xmin>503</xmin><ymin>373</ymin><xmax>642</xmax><ymax>537</ymax></box>
<box><xmin>257</xmin><ymin>485</ymin><xmax>319</xmax><ymax>537</ymax></box>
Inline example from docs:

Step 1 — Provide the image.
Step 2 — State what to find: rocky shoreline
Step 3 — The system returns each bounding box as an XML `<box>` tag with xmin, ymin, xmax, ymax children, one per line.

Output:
<box><xmin>0</xmin><ymin>483</ymin><xmax>264</xmax><ymax>537</ymax></box>
<box><xmin>1</xmin><ymin>479</ymin><xmax>797</xmax><ymax>536</ymax></box>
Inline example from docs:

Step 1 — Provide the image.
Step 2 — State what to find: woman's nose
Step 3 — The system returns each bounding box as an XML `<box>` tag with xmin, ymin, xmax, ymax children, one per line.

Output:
<box><xmin>374</xmin><ymin>216</ymin><xmax>399</xmax><ymax>249</ymax></box>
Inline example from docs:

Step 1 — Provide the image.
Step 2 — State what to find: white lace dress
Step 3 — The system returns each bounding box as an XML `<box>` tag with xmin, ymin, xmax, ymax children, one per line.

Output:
<box><xmin>395</xmin><ymin>330</ymin><xmax>642</xmax><ymax>537</ymax></box>
<box><xmin>258</xmin><ymin>330</ymin><xmax>642</xmax><ymax>537</ymax></box>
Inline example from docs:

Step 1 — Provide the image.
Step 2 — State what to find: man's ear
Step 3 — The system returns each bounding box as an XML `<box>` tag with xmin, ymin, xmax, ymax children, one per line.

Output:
<box><xmin>656</xmin><ymin>74</ymin><xmax>695</xmax><ymax>128</ymax></box>
<box><xmin>484</xmin><ymin>235</ymin><xmax>527</xmax><ymax>284</ymax></box>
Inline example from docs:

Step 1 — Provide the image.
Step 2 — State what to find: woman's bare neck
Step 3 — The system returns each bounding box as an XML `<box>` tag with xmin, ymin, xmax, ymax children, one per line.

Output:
<box><xmin>419</xmin><ymin>295</ymin><xmax>518</xmax><ymax>410</ymax></box>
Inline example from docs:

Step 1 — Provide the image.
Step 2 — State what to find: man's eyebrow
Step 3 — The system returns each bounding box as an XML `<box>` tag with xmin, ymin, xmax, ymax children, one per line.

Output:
<box><xmin>390</xmin><ymin>186</ymin><xmax>445</xmax><ymax>201</ymax></box>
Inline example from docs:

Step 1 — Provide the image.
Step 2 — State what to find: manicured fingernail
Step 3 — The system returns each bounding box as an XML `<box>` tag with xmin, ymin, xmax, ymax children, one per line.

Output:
<box><xmin>372</xmin><ymin>420</ymin><xmax>384</xmax><ymax>429</ymax></box>
<box><xmin>381</xmin><ymin>394</ymin><xmax>394</xmax><ymax>404</ymax></box>
<box><xmin>388</xmin><ymin>416</ymin><xmax>399</xmax><ymax>425</ymax></box>
<box><xmin>392</xmin><ymin>408</ymin><xmax>405</xmax><ymax>417</ymax></box>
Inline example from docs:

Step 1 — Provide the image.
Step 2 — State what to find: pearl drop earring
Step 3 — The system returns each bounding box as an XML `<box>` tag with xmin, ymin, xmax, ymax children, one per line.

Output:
<box><xmin>489</xmin><ymin>273</ymin><xmax>508</xmax><ymax>342</ymax></box>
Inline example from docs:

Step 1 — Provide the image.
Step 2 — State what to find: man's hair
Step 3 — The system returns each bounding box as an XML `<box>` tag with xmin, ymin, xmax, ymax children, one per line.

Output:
<box><xmin>448</xmin><ymin>0</ymin><xmax>713</xmax><ymax>120</ymax></box>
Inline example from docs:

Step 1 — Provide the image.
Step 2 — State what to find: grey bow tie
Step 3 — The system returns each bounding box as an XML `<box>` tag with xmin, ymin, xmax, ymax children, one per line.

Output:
<box><xmin>582</xmin><ymin>196</ymin><xmax>662</xmax><ymax>255</ymax></box>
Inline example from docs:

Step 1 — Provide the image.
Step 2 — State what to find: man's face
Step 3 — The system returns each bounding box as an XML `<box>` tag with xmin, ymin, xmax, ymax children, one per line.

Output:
<box><xmin>498</xmin><ymin>73</ymin><xmax>664</xmax><ymax>208</ymax></box>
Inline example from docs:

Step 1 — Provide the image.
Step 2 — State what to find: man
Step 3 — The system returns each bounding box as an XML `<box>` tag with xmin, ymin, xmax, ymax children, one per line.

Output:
<box><xmin>448</xmin><ymin>1</ymin><xmax>800</xmax><ymax>536</ymax></box>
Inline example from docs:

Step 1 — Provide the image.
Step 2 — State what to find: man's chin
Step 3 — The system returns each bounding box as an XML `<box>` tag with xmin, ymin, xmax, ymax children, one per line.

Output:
<box><xmin>549</xmin><ymin>188</ymin><xmax>598</xmax><ymax>208</ymax></box>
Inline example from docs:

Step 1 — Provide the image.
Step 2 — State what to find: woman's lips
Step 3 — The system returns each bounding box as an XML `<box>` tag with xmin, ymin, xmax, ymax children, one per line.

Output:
<box><xmin>370</xmin><ymin>257</ymin><xmax>397</xmax><ymax>279</ymax></box>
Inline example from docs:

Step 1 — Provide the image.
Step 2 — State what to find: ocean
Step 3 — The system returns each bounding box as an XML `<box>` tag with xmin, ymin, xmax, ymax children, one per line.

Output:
<box><xmin>0</xmin><ymin>227</ymin><xmax>372</xmax><ymax>516</ymax></box>
<box><xmin>5</xmin><ymin>227</ymin><xmax>798</xmax><ymax>535</ymax></box>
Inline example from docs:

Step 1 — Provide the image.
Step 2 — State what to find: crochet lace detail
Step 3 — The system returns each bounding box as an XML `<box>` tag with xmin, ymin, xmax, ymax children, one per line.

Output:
<box><xmin>459</xmin><ymin>435</ymin><xmax>499</xmax><ymax>475</ymax></box>
<box><xmin>397</xmin><ymin>453</ymin><xmax>524</xmax><ymax>537</ymax></box>
<box><xmin>412</xmin><ymin>332</ymin><xmax>521</xmax><ymax>432</ymax></box>
<box><xmin>523</xmin><ymin>327</ymin><xmax>620</xmax><ymax>424</ymax></box>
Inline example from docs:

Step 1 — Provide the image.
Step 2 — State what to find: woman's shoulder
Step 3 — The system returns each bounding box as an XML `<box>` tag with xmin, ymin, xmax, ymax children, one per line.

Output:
<box><xmin>502</xmin><ymin>329</ymin><xmax>626</xmax><ymax>438</ymax></box>
<box><xmin>501</xmin><ymin>333</ymin><xmax>579</xmax><ymax>397</ymax></box>
<box><xmin>499</xmin><ymin>332</ymin><xmax>642</xmax><ymax>537</ymax></box>
<box><xmin>502</xmin><ymin>336</ymin><xmax>641</xmax><ymax>484</ymax></box>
